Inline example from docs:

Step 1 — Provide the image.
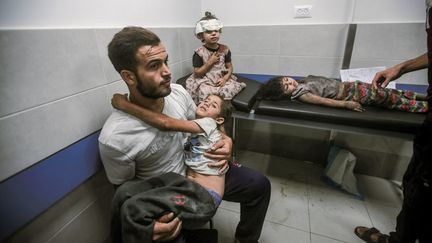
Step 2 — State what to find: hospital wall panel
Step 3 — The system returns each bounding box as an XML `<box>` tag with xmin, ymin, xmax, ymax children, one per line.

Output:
<box><xmin>0</xmin><ymin>87</ymin><xmax>111</xmax><ymax>182</ymax></box>
<box><xmin>221</xmin><ymin>25</ymin><xmax>346</xmax><ymax>77</ymax></box>
<box><xmin>278</xmin><ymin>56</ymin><xmax>343</xmax><ymax>78</ymax></box>
<box><xmin>222</xmin><ymin>26</ymin><xmax>282</xmax><ymax>56</ymax></box>
<box><xmin>153</xmin><ymin>28</ymin><xmax>183</xmax><ymax>65</ymax></box>
<box><xmin>179</xmin><ymin>28</ymin><xmax>201</xmax><ymax>60</ymax></box>
<box><xmin>350</xmin><ymin>23</ymin><xmax>427</xmax><ymax>85</ymax></box>
<box><xmin>94</xmin><ymin>28</ymin><xmax>122</xmax><ymax>83</ymax></box>
<box><xmin>0</xmin><ymin>29</ymin><xmax>106</xmax><ymax>117</ymax></box>
<box><xmin>5</xmin><ymin>171</ymin><xmax>114</xmax><ymax>243</ymax></box>
<box><xmin>278</xmin><ymin>24</ymin><xmax>348</xmax><ymax>58</ymax></box>
<box><xmin>354</xmin><ymin>23</ymin><xmax>426</xmax><ymax>60</ymax></box>
<box><xmin>232</xmin><ymin>55</ymin><xmax>280</xmax><ymax>75</ymax></box>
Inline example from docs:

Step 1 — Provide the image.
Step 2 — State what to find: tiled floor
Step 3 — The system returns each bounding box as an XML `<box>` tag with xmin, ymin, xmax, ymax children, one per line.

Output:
<box><xmin>213</xmin><ymin>150</ymin><xmax>403</xmax><ymax>243</ymax></box>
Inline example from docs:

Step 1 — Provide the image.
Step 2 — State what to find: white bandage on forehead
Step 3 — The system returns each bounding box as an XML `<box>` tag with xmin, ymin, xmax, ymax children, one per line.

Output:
<box><xmin>195</xmin><ymin>19</ymin><xmax>224</xmax><ymax>35</ymax></box>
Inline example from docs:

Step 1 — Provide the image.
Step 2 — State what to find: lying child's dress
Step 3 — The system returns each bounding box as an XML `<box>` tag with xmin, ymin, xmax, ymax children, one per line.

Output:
<box><xmin>292</xmin><ymin>75</ymin><xmax>428</xmax><ymax>113</ymax></box>
<box><xmin>186</xmin><ymin>44</ymin><xmax>246</xmax><ymax>104</ymax></box>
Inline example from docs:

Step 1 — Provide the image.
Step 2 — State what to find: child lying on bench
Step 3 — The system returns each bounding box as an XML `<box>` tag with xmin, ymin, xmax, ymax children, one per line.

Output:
<box><xmin>256</xmin><ymin>75</ymin><xmax>428</xmax><ymax>113</ymax></box>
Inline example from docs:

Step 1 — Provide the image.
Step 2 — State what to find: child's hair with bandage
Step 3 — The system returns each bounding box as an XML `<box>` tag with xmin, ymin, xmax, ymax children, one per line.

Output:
<box><xmin>196</xmin><ymin>12</ymin><xmax>222</xmax><ymax>41</ymax></box>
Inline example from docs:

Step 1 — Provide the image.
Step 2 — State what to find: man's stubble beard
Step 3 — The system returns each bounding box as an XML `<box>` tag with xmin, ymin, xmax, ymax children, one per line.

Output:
<box><xmin>136</xmin><ymin>76</ymin><xmax>172</xmax><ymax>99</ymax></box>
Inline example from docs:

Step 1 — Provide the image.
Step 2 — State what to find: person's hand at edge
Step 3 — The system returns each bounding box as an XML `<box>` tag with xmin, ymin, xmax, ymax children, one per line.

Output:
<box><xmin>204</xmin><ymin>134</ymin><xmax>232</xmax><ymax>161</ymax></box>
<box><xmin>371</xmin><ymin>66</ymin><xmax>401</xmax><ymax>89</ymax></box>
<box><xmin>152</xmin><ymin>212</ymin><xmax>182</xmax><ymax>242</ymax></box>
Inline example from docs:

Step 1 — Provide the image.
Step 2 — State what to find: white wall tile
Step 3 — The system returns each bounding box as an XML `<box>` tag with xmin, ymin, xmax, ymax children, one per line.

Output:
<box><xmin>279</xmin><ymin>24</ymin><xmax>348</xmax><ymax>58</ymax></box>
<box><xmin>353</xmin><ymin>23</ymin><xmax>426</xmax><ymax>60</ymax></box>
<box><xmin>94</xmin><ymin>28</ymin><xmax>122</xmax><ymax>83</ymax></box>
<box><xmin>233</xmin><ymin>55</ymin><xmax>280</xmax><ymax>74</ymax></box>
<box><xmin>178</xmin><ymin>28</ymin><xmax>201</xmax><ymax>61</ymax></box>
<box><xmin>0</xmin><ymin>29</ymin><xmax>107</xmax><ymax>117</ymax></box>
<box><xmin>5</xmin><ymin>171</ymin><xmax>114</xmax><ymax>243</ymax></box>
<box><xmin>278</xmin><ymin>56</ymin><xmax>343</xmax><ymax>77</ymax></box>
<box><xmin>0</xmin><ymin>87</ymin><xmax>111</xmax><ymax>181</ymax></box>
<box><xmin>223</xmin><ymin>26</ymin><xmax>281</xmax><ymax>56</ymax></box>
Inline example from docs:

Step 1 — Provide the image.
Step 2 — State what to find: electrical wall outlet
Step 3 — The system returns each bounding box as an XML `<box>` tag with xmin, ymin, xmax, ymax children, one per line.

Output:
<box><xmin>294</xmin><ymin>5</ymin><xmax>312</xmax><ymax>18</ymax></box>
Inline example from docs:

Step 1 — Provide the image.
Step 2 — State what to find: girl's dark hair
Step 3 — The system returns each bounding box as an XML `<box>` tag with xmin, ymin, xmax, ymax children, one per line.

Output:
<box><xmin>205</xmin><ymin>94</ymin><xmax>233</xmax><ymax>124</ymax></box>
<box><xmin>200</xmin><ymin>11</ymin><xmax>218</xmax><ymax>21</ymax></box>
<box><xmin>256</xmin><ymin>76</ymin><xmax>291</xmax><ymax>100</ymax></box>
<box><xmin>108</xmin><ymin>26</ymin><xmax>160</xmax><ymax>73</ymax></box>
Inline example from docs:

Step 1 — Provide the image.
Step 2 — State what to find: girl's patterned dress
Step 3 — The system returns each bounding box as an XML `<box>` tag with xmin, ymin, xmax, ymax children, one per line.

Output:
<box><xmin>186</xmin><ymin>44</ymin><xmax>246</xmax><ymax>104</ymax></box>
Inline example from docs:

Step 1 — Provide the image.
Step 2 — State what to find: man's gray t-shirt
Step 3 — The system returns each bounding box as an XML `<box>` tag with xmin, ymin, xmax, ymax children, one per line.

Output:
<box><xmin>98</xmin><ymin>84</ymin><xmax>196</xmax><ymax>185</ymax></box>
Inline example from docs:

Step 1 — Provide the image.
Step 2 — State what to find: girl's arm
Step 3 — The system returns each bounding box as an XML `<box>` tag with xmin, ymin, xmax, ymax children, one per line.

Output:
<box><xmin>112</xmin><ymin>94</ymin><xmax>203</xmax><ymax>133</ymax></box>
<box><xmin>225</xmin><ymin>62</ymin><xmax>233</xmax><ymax>79</ymax></box>
<box><xmin>218</xmin><ymin>62</ymin><xmax>233</xmax><ymax>86</ymax></box>
<box><xmin>193</xmin><ymin>52</ymin><xmax>220</xmax><ymax>78</ymax></box>
<box><xmin>298</xmin><ymin>93</ymin><xmax>364</xmax><ymax>112</ymax></box>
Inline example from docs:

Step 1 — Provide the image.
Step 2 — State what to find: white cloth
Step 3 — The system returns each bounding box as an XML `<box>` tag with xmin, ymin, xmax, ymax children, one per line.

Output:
<box><xmin>98</xmin><ymin>84</ymin><xmax>196</xmax><ymax>185</ymax></box>
<box><xmin>195</xmin><ymin>19</ymin><xmax>224</xmax><ymax>35</ymax></box>
<box><xmin>324</xmin><ymin>146</ymin><xmax>362</xmax><ymax>198</ymax></box>
<box><xmin>184</xmin><ymin>117</ymin><xmax>223</xmax><ymax>175</ymax></box>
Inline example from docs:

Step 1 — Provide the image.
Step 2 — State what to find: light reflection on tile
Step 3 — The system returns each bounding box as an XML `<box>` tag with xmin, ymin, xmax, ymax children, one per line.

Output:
<box><xmin>212</xmin><ymin>150</ymin><xmax>402</xmax><ymax>243</ymax></box>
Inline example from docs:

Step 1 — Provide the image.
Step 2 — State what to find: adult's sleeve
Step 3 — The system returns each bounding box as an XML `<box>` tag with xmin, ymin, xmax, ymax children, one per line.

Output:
<box><xmin>99</xmin><ymin>143</ymin><xmax>135</xmax><ymax>185</ymax></box>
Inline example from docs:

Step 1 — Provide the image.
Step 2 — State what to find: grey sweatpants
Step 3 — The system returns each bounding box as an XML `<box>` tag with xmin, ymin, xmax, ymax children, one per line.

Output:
<box><xmin>111</xmin><ymin>172</ymin><xmax>217</xmax><ymax>243</ymax></box>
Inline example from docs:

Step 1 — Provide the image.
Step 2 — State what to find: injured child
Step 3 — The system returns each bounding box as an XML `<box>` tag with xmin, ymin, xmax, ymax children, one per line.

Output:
<box><xmin>110</xmin><ymin>93</ymin><xmax>233</xmax><ymax>242</ymax></box>
<box><xmin>256</xmin><ymin>75</ymin><xmax>429</xmax><ymax>113</ymax></box>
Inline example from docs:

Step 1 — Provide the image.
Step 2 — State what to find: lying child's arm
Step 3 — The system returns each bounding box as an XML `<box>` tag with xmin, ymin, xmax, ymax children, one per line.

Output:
<box><xmin>298</xmin><ymin>93</ymin><xmax>365</xmax><ymax>112</ymax></box>
<box><xmin>112</xmin><ymin>94</ymin><xmax>203</xmax><ymax>133</ymax></box>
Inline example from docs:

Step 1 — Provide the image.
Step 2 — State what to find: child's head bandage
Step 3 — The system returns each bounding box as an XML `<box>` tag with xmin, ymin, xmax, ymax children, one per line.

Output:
<box><xmin>195</xmin><ymin>19</ymin><xmax>224</xmax><ymax>35</ymax></box>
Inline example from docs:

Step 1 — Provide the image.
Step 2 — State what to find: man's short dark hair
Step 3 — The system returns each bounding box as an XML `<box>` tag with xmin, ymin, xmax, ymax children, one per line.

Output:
<box><xmin>108</xmin><ymin>26</ymin><xmax>161</xmax><ymax>73</ymax></box>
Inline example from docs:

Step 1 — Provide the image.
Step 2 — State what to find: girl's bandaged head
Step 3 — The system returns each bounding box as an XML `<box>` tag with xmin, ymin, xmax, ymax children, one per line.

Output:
<box><xmin>195</xmin><ymin>19</ymin><xmax>223</xmax><ymax>35</ymax></box>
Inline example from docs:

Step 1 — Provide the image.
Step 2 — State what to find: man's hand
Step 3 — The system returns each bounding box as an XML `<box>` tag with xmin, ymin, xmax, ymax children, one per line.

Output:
<box><xmin>371</xmin><ymin>66</ymin><xmax>401</xmax><ymax>89</ymax></box>
<box><xmin>207</xmin><ymin>159</ymin><xmax>229</xmax><ymax>174</ymax></box>
<box><xmin>204</xmin><ymin>134</ymin><xmax>232</xmax><ymax>173</ymax></box>
<box><xmin>152</xmin><ymin>212</ymin><xmax>182</xmax><ymax>242</ymax></box>
<box><xmin>204</xmin><ymin>134</ymin><xmax>232</xmax><ymax>160</ymax></box>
